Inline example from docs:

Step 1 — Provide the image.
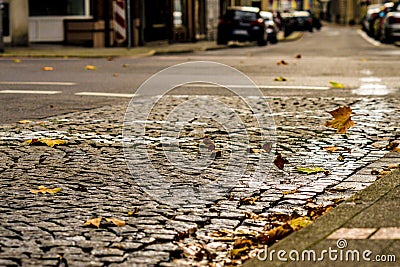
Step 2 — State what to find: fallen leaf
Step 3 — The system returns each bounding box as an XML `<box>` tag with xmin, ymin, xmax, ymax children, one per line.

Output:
<box><xmin>295</xmin><ymin>54</ymin><xmax>302</xmax><ymax>59</ymax></box>
<box><xmin>13</xmin><ymin>59</ymin><xmax>21</xmax><ymax>63</ymax></box>
<box><xmin>274</xmin><ymin>76</ymin><xmax>288</xmax><ymax>82</ymax></box>
<box><xmin>274</xmin><ymin>154</ymin><xmax>288</xmax><ymax>170</ymax></box>
<box><xmin>282</xmin><ymin>189</ymin><xmax>298</xmax><ymax>195</ymax></box>
<box><xmin>263</xmin><ymin>142</ymin><xmax>273</xmax><ymax>153</ymax></box>
<box><xmin>18</xmin><ymin>120</ymin><xmax>33</xmax><ymax>124</ymax></box>
<box><xmin>105</xmin><ymin>218</ymin><xmax>126</xmax><ymax>227</ymax></box>
<box><xmin>323</xmin><ymin>146</ymin><xmax>350</xmax><ymax>153</ymax></box>
<box><xmin>276</xmin><ymin>60</ymin><xmax>288</xmax><ymax>65</ymax></box>
<box><xmin>324</xmin><ymin>106</ymin><xmax>355</xmax><ymax>134</ymax></box>
<box><xmin>113</xmin><ymin>73</ymin><xmax>120</xmax><ymax>77</ymax></box>
<box><xmin>337</xmin><ymin>155</ymin><xmax>344</xmax><ymax>161</ymax></box>
<box><xmin>30</xmin><ymin>185</ymin><xmax>62</xmax><ymax>194</ymax></box>
<box><xmin>329</xmin><ymin>81</ymin><xmax>345</xmax><ymax>89</ymax></box>
<box><xmin>248</xmin><ymin>148</ymin><xmax>266</xmax><ymax>154</ymax></box>
<box><xmin>84</xmin><ymin>217</ymin><xmax>102</xmax><ymax>228</ymax></box>
<box><xmin>289</xmin><ymin>216</ymin><xmax>312</xmax><ymax>231</ymax></box>
<box><xmin>128</xmin><ymin>207</ymin><xmax>140</xmax><ymax>216</ymax></box>
<box><xmin>42</xmin><ymin>67</ymin><xmax>54</xmax><ymax>71</ymax></box>
<box><xmin>229</xmin><ymin>193</ymin><xmax>235</xmax><ymax>201</ymax></box>
<box><xmin>122</xmin><ymin>63</ymin><xmax>129</xmax><ymax>68</ymax></box>
<box><xmin>239</xmin><ymin>196</ymin><xmax>258</xmax><ymax>205</ymax></box>
<box><xmin>85</xmin><ymin>65</ymin><xmax>97</xmax><ymax>70</ymax></box>
<box><xmin>297</xmin><ymin>166</ymin><xmax>330</xmax><ymax>175</ymax></box>
<box><xmin>263</xmin><ymin>223</ymin><xmax>293</xmax><ymax>245</ymax></box>
<box><xmin>26</xmin><ymin>138</ymin><xmax>67</xmax><ymax>147</ymax></box>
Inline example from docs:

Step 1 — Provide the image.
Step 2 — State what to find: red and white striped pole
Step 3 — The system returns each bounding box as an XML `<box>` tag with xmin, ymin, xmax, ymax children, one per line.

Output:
<box><xmin>114</xmin><ymin>0</ymin><xmax>126</xmax><ymax>43</ymax></box>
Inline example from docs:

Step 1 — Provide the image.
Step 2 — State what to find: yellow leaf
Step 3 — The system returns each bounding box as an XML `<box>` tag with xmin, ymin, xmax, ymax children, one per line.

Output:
<box><xmin>323</xmin><ymin>146</ymin><xmax>349</xmax><ymax>153</ymax></box>
<box><xmin>297</xmin><ymin>166</ymin><xmax>330</xmax><ymax>174</ymax></box>
<box><xmin>30</xmin><ymin>186</ymin><xmax>62</xmax><ymax>194</ymax></box>
<box><xmin>239</xmin><ymin>196</ymin><xmax>258</xmax><ymax>205</ymax></box>
<box><xmin>105</xmin><ymin>218</ymin><xmax>126</xmax><ymax>227</ymax></box>
<box><xmin>282</xmin><ymin>189</ymin><xmax>298</xmax><ymax>195</ymax></box>
<box><xmin>13</xmin><ymin>59</ymin><xmax>21</xmax><ymax>63</ymax></box>
<box><xmin>274</xmin><ymin>76</ymin><xmax>288</xmax><ymax>82</ymax></box>
<box><xmin>393</xmin><ymin>147</ymin><xmax>400</xmax><ymax>152</ymax></box>
<box><xmin>18</xmin><ymin>120</ymin><xmax>33</xmax><ymax>124</ymax></box>
<box><xmin>85</xmin><ymin>65</ymin><xmax>97</xmax><ymax>70</ymax></box>
<box><xmin>289</xmin><ymin>217</ymin><xmax>312</xmax><ymax>231</ymax></box>
<box><xmin>324</xmin><ymin>106</ymin><xmax>355</xmax><ymax>134</ymax></box>
<box><xmin>84</xmin><ymin>217</ymin><xmax>102</xmax><ymax>228</ymax></box>
<box><xmin>26</xmin><ymin>138</ymin><xmax>67</xmax><ymax>147</ymax></box>
<box><xmin>329</xmin><ymin>81</ymin><xmax>345</xmax><ymax>89</ymax></box>
<box><xmin>42</xmin><ymin>67</ymin><xmax>54</xmax><ymax>71</ymax></box>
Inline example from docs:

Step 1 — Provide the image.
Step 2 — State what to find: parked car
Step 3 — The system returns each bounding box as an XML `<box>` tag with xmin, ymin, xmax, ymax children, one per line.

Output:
<box><xmin>217</xmin><ymin>6</ymin><xmax>267</xmax><ymax>46</ymax></box>
<box><xmin>371</xmin><ymin>2</ymin><xmax>394</xmax><ymax>40</ymax></box>
<box><xmin>260</xmin><ymin>11</ymin><xmax>279</xmax><ymax>44</ymax></box>
<box><xmin>362</xmin><ymin>4</ymin><xmax>381</xmax><ymax>37</ymax></box>
<box><xmin>292</xmin><ymin>11</ymin><xmax>313</xmax><ymax>32</ymax></box>
<box><xmin>380</xmin><ymin>2</ymin><xmax>400</xmax><ymax>43</ymax></box>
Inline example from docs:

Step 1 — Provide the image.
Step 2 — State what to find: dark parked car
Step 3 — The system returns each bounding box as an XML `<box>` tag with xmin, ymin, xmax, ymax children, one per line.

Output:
<box><xmin>292</xmin><ymin>11</ymin><xmax>313</xmax><ymax>32</ymax></box>
<box><xmin>362</xmin><ymin>4</ymin><xmax>381</xmax><ymax>37</ymax></box>
<box><xmin>217</xmin><ymin>6</ymin><xmax>267</xmax><ymax>46</ymax></box>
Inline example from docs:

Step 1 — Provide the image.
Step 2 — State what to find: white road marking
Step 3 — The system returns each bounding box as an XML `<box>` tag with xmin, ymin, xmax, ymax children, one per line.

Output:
<box><xmin>0</xmin><ymin>81</ymin><xmax>76</xmax><ymax>86</ymax></box>
<box><xmin>75</xmin><ymin>92</ymin><xmax>135</xmax><ymax>98</ymax></box>
<box><xmin>183</xmin><ymin>83</ymin><xmax>330</xmax><ymax>90</ymax></box>
<box><xmin>357</xmin><ymin>29</ymin><xmax>381</xmax><ymax>47</ymax></box>
<box><xmin>0</xmin><ymin>90</ymin><xmax>61</xmax><ymax>94</ymax></box>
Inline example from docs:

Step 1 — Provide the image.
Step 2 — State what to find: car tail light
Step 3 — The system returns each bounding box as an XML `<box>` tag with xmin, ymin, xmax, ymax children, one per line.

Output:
<box><xmin>388</xmin><ymin>16</ymin><xmax>400</xmax><ymax>24</ymax></box>
<box><xmin>251</xmin><ymin>18</ymin><xmax>264</xmax><ymax>26</ymax></box>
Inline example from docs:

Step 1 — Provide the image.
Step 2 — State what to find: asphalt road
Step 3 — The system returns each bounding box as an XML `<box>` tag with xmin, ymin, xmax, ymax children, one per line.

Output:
<box><xmin>0</xmin><ymin>24</ymin><xmax>399</xmax><ymax>124</ymax></box>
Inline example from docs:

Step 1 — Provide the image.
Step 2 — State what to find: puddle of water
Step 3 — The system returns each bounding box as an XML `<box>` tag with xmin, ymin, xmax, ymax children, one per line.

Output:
<box><xmin>352</xmin><ymin>84</ymin><xmax>397</xmax><ymax>96</ymax></box>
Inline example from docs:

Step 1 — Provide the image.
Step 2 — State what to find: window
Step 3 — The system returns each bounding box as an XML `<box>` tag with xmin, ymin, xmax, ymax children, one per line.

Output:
<box><xmin>29</xmin><ymin>0</ymin><xmax>91</xmax><ymax>17</ymax></box>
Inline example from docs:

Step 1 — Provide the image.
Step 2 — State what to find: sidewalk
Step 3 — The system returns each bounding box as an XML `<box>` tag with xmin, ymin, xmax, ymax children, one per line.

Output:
<box><xmin>245</xmin><ymin>152</ymin><xmax>400</xmax><ymax>267</ymax></box>
<box><xmin>0</xmin><ymin>31</ymin><xmax>302</xmax><ymax>58</ymax></box>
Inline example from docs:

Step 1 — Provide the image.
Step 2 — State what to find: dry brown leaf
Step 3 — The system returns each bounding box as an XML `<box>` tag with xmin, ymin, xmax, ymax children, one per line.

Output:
<box><xmin>105</xmin><ymin>218</ymin><xmax>126</xmax><ymax>227</ymax></box>
<box><xmin>264</xmin><ymin>224</ymin><xmax>293</xmax><ymax>245</ymax></box>
<box><xmin>324</xmin><ymin>106</ymin><xmax>355</xmax><ymax>134</ymax></box>
<box><xmin>30</xmin><ymin>185</ymin><xmax>62</xmax><ymax>194</ymax></box>
<box><xmin>276</xmin><ymin>60</ymin><xmax>288</xmax><ymax>65</ymax></box>
<box><xmin>295</xmin><ymin>54</ymin><xmax>302</xmax><ymax>59</ymax></box>
<box><xmin>323</xmin><ymin>146</ymin><xmax>350</xmax><ymax>153</ymax></box>
<box><xmin>274</xmin><ymin>154</ymin><xmax>288</xmax><ymax>170</ymax></box>
<box><xmin>239</xmin><ymin>196</ymin><xmax>258</xmax><ymax>205</ymax></box>
<box><xmin>84</xmin><ymin>217</ymin><xmax>102</xmax><ymax>228</ymax></box>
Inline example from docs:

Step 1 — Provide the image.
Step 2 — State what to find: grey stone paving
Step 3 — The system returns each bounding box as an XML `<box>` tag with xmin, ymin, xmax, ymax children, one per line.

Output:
<box><xmin>0</xmin><ymin>95</ymin><xmax>398</xmax><ymax>266</ymax></box>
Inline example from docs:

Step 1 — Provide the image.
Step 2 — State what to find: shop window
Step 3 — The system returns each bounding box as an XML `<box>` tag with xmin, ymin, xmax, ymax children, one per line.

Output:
<box><xmin>29</xmin><ymin>0</ymin><xmax>91</xmax><ymax>17</ymax></box>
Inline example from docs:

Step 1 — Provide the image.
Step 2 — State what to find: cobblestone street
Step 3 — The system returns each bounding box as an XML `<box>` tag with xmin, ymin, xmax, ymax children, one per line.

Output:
<box><xmin>0</xmin><ymin>94</ymin><xmax>399</xmax><ymax>266</ymax></box>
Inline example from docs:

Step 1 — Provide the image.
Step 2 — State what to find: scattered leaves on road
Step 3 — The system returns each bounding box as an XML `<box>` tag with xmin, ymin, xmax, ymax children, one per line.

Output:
<box><xmin>329</xmin><ymin>81</ymin><xmax>345</xmax><ymax>89</ymax></box>
<box><xmin>30</xmin><ymin>186</ymin><xmax>62</xmax><ymax>194</ymax></box>
<box><xmin>26</xmin><ymin>138</ymin><xmax>67</xmax><ymax>147</ymax></box>
<box><xmin>84</xmin><ymin>217</ymin><xmax>102</xmax><ymax>228</ymax></box>
<box><xmin>297</xmin><ymin>166</ymin><xmax>330</xmax><ymax>175</ymax></box>
<box><xmin>324</xmin><ymin>106</ymin><xmax>354</xmax><ymax>134</ymax></box>
<box><xmin>274</xmin><ymin>154</ymin><xmax>289</xmax><ymax>170</ymax></box>
<box><xmin>105</xmin><ymin>218</ymin><xmax>126</xmax><ymax>227</ymax></box>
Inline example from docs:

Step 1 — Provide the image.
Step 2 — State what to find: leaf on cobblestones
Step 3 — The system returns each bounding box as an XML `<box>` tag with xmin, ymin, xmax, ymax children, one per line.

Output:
<box><xmin>209</xmin><ymin>229</ymin><xmax>234</xmax><ymax>238</ymax></box>
<box><xmin>337</xmin><ymin>155</ymin><xmax>344</xmax><ymax>161</ymax></box>
<box><xmin>289</xmin><ymin>216</ymin><xmax>312</xmax><ymax>231</ymax></box>
<box><xmin>387</xmin><ymin>141</ymin><xmax>400</xmax><ymax>152</ymax></box>
<box><xmin>84</xmin><ymin>217</ymin><xmax>102</xmax><ymax>228</ymax></box>
<box><xmin>274</xmin><ymin>76</ymin><xmax>288</xmax><ymax>82</ymax></box>
<box><xmin>26</xmin><ymin>138</ymin><xmax>67</xmax><ymax>147</ymax></box>
<box><xmin>230</xmin><ymin>238</ymin><xmax>253</xmax><ymax>258</ymax></box>
<box><xmin>323</xmin><ymin>146</ymin><xmax>350</xmax><ymax>153</ymax></box>
<box><xmin>85</xmin><ymin>65</ymin><xmax>97</xmax><ymax>70</ymax></box>
<box><xmin>105</xmin><ymin>218</ymin><xmax>126</xmax><ymax>227</ymax></box>
<box><xmin>263</xmin><ymin>142</ymin><xmax>273</xmax><ymax>153</ymax></box>
<box><xmin>239</xmin><ymin>196</ymin><xmax>259</xmax><ymax>205</ymax></box>
<box><xmin>282</xmin><ymin>189</ymin><xmax>298</xmax><ymax>195</ymax></box>
<box><xmin>305</xmin><ymin>203</ymin><xmax>333</xmax><ymax>219</ymax></box>
<box><xmin>262</xmin><ymin>223</ymin><xmax>293</xmax><ymax>245</ymax></box>
<box><xmin>274</xmin><ymin>154</ymin><xmax>288</xmax><ymax>170</ymax></box>
<box><xmin>127</xmin><ymin>207</ymin><xmax>140</xmax><ymax>216</ymax></box>
<box><xmin>30</xmin><ymin>186</ymin><xmax>62</xmax><ymax>194</ymax></box>
<box><xmin>297</xmin><ymin>166</ymin><xmax>330</xmax><ymax>175</ymax></box>
<box><xmin>18</xmin><ymin>120</ymin><xmax>33</xmax><ymax>124</ymax></box>
<box><xmin>42</xmin><ymin>66</ymin><xmax>54</xmax><ymax>71</ymax></box>
<box><xmin>329</xmin><ymin>81</ymin><xmax>345</xmax><ymax>89</ymax></box>
<box><xmin>324</xmin><ymin>106</ymin><xmax>354</xmax><ymax>134</ymax></box>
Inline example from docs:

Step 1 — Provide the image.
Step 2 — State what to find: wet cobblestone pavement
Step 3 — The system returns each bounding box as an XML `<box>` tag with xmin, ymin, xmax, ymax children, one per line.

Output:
<box><xmin>0</xmin><ymin>95</ymin><xmax>399</xmax><ymax>266</ymax></box>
